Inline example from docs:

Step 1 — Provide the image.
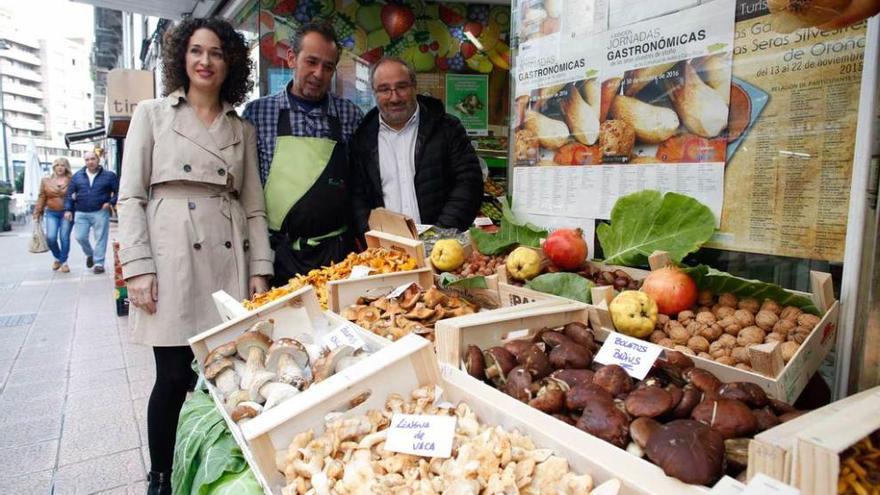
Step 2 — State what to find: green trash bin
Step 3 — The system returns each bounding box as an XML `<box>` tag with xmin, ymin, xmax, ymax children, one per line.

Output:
<box><xmin>0</xmin><ymin>195</ymin><xmax>10</xmax><ymax>232</ymax></box>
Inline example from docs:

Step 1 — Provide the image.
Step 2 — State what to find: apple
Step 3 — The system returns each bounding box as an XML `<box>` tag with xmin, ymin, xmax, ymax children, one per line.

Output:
<box><xmin>464</xmin><ymin>21</ymin><xmax>483</xmax><ymax>38</ymax></box>
<box><xmin>460</xmin><ymin>41</ymin><xmax>477</xmax><ymax>59</ymax></box>
<box><xmin>381</xmin><ymin>3</ymin><xmax>415</xmax><ymax>39</ymax></box>
<box><xmin>439</xmin><ymin>5</ymin><xmax>465</xmax><ymax>26</ymax></box>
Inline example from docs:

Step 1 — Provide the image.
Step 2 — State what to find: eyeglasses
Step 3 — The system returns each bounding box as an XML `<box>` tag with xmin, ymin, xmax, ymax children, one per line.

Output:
<box><xmin>374</xmin><ymin>83</ymin><xmax>414</xmax><ymax>98</ymax></box>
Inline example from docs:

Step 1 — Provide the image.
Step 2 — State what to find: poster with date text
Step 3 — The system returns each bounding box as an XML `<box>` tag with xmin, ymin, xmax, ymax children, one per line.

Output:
<box><xmin>705</xmin><ymin>0</ymin><xmax>867</xmax><ymax>262</ymax></box>
<box><xmin>511</xmin><ymin>0</ymin><xmax>736</xmax><ymax>223</ymax></box>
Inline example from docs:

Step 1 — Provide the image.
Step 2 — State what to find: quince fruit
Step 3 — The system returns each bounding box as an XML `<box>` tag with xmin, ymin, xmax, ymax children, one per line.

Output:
<box><xmin>609</xmin><ymin>291</ymin><xmax>658</xmax><ymax>338</ymax></box>
<box><xmin>506</xmin><ymin>247</ymin><xmax>542</xmax><ymax>281</ymax></box>
<box><xmin>431</xmin><ymin>240</ymin><xmax>466</xmax><ymax>272</ymax></box>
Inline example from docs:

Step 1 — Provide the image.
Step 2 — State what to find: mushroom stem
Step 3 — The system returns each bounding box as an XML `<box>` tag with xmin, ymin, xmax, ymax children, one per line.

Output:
<box><xmin>277</xmin><ymin>353</ymin><xmax>307</xmax><ymax>389</ymax></box>
<box><xmin>260</xmin><ymin>382</ymin><xmax>300</xmax><ymax>409</ymax></box>
<box><xmin>215</xmin><ymin>368</ymin><xmax>239</xmax><ymax>395</ymax></box>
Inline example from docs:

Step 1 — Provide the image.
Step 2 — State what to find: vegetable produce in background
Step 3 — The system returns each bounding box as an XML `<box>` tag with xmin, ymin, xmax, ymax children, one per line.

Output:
<box><xmin>543</xmin><ymin>228</ymin><xmax>588</xmax><ymax>270</ymax></box>
<box><xmin>596</xmin><ymin>190</ymin><xmax>716</xmax><ymax>267</ymax></box>
<box><xmin>453</xmin><ymin>250</ymin><xmax>506</xmax><ymax>277</ymax></box>
<box><xmin>525</xmin><ymin>272</ymin><xmax>594</xmax><ymax>303</ymax></box>
<box><xmin>682</xmin><ymin>265</ymin><xmax>820</xmax><ymax>315</ymax></box>
<box><xmin>469</xmin><ymin>198</ymin><xmax>548</xmax><ymax>255</ymax></box>
<box><xmin>609</xmin><ymin>291</ymin><xmax>658</xmax><ymax>338</ymax></box>
<box><xmin>430</xmin><ymin>239</ymin><xmax>466</xmax><ymax>272</ymax></box>
<box><xmin>506</xmin><ymin>246</ymin><xmax>543</xmax><ymax>281</ymax></box>
<box><xmin>641</xmin><ymin>266</ymin><xmax>699</xmax><ymax>316</ymax></box>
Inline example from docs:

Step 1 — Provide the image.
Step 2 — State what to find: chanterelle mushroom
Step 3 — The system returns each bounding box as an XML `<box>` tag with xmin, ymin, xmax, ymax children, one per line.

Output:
<box><xmin>266</xmin><ymin>338</ymin><xmax>310</xmax><ymax>390</ymax></box>
<box><xmin>236</xmin><ymin>329</ymin><xmax>273</xmax><ymax>389</ymax></box>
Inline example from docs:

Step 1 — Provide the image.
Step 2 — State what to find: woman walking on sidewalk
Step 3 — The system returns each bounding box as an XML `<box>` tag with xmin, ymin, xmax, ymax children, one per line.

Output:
<box><xmin>33</xmin><ymin>158</ymin><xmax>73</xmax><ymax>272</ymax></box>
<box><xmin>116</xmin><ymin>18</ymin><xmax>272</xmax><ymax>495</ymax></box>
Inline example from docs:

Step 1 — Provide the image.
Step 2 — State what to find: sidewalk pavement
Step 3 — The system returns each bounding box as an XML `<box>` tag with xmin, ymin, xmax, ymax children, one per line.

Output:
<box><xmin>0</xmin><ymin>220</ymin><xmax>153</xmax><ymax>494</ymax></box>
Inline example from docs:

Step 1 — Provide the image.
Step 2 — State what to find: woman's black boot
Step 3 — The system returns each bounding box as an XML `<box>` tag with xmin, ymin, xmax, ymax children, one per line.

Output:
<box><xmin>146</xmin><ymin>471</ymin><xmax>172</xmax><ymax>495</ymax></box>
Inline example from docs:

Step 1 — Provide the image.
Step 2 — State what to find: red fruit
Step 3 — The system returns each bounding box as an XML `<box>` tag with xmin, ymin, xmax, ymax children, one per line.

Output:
<box><xmin>381</xmin><ymin>4</ymin><xmax>415</xmax><ymax>39</ymax></box>
<box><xmin>430</xmin><ymin>40</ymin><xmax>440</xmax><ymax>51</ymax></box>
<box><xmin>464</xmin><ymin>21</ymin><xmax>483</xmax><ymax>38</ymax></box>
<box><xmin>460</xmin><ymin>41</ymin><xmax>477</xmax><ymax>59</ymax></box>
<box><xmin>641</xmin><ymin>266</ymin><xmax>699</xmax><ymax>316</ymax></box>
<box><xmin>436</xmin><ymin>56</ymin><xmax>449</xmax><ymax>70</ymax></box>
<box><xmin>439</xmin><ymin>5</ymin><xmax>465</xmax><ymax>26</ymax></box>
<box><xmin>359</xmin><ymin>46</ymin><xmax>384</xmax><ymax>64</ymax></box>
<box><xmin>419</xmin><ymin>44</ymin><xmax>429</xmax><ymax>53</ymax></box>
<box><xmin>274</xmin><ymin>0</ymin><xmax>297</xmax><ymax>16</ymax></box>
<box><xmin>542</xmin><ymin>229</ymin><xmax>588</xmax><ymax>270</ymax></box>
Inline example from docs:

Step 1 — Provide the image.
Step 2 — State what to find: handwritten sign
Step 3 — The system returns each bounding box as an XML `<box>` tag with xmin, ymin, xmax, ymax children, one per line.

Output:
<box><xmin>348</xmin><ymin>265</ymin><xmax>373</xmax><ymax>279</ymax></box>
<box><xmin>710</xmin><ymin>476</ymin><xmax>747</xmax><ymax>495</ymax></box>
<box><xmin>387</xmin><ymin>282</ymin><xmax>420</xmax><ymax>299</ymax></box>
<box><xmin>416</xmin><ymin>224</ymin><xmax>434</xmax><ymax>235</ymax></box>
<box><xmin>594</xmin><ymin>331</ymin><xmax>663</xmax><ymax>380</ymax></box>
<box><xmin>385</xmin><ymin>414</ymin><xmax>457</xmax><ymax>458</ymax></box>
<box><xmin>473</xmin><ymin>216</ymin><xmax>494</xmax><ymax>227</ymax></box>
<box><xmin>322</xmin><ymin>324</ymin><xmax>367</xmax><ymax>351</ymax></box>
<box><xmin>741</xmin><ymin>474</ymin><xmax>800</xmax><ymax>495</ymax></box>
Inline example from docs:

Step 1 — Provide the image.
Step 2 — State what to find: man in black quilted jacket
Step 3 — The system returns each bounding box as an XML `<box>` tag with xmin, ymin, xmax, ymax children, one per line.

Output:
<box><xmin>350</xmin><ymin>57</ymin><xmax>482</xmax><ymax>235</ymax></box>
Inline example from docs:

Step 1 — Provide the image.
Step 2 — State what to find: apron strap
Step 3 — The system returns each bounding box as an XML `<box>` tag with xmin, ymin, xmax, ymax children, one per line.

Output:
<box><xmin>277</xmin><ymin>108</ymin><xmax>292</xmax><ymax>136</ymax></box>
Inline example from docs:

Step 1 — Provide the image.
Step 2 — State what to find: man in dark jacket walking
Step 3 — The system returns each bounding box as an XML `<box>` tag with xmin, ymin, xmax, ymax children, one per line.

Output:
<box><xmin>64</xmin><ymin>151</ymin><xmax>118</xmax><ymax>273</ymax></box>
<box><xmin>350</xmin><ymin>57</ymin><xmax>482</xmax><ymax>234</ymax></box>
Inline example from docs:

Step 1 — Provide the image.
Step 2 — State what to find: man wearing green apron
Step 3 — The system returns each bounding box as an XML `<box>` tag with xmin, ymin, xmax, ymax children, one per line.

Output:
<box><xmin>243</xmin><ymin>22</ymin><xmax>364</xmax><ymax>286</ymax></box>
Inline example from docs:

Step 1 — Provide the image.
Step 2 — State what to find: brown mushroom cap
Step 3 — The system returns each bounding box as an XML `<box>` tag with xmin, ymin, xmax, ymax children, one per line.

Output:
<box><xmin>235</xmin><ymin>330</ymin><xmax>272</xmax><ymax>361</ymax></box>
<box><xmin>504</xmin><ymin>366</ymin><xmax>533</xmax><ymax>402</ymax></box>
<box><xmin>768</xmin><ymin>397</ymin><xmax>798</xmax><ymax>416</ymax></box>
<box><xmin>646</xmin><ymin>419</ymin><xmax>725</xmax><ymax>486</ymax></box>
<box><xmin>231</xmin><ymin>402</ymin><xmax>262</xmax><ymax>422</ymax></box>
<box><xmin>563</xmin><ymin>322</ymin><xmax>597</xmax><ymax>350</ymax></box>
<box><xmin>528</xmin><ymin>378</ymin><xmax>568</xmax><ymax>413</ymax></box>
<box><xmin>565</xmin><ymin>383</ymin><xmax>613</xmax><ymax>412</ymax></box>
<box><xmin>576</xmin><ymin>396</ymin><xmax>631</xmax><ymax>449</ymax></box>
<box><xmin>205</xmin><ymin>357</ymin><xmax>234</xmax><ymax>380</ymax></box>
<box><xmin>540</xmin><ymin>331</ymin><xmax>574</xmax><ymax>349</ymax></box>
<box><xmin>593</xmin><ymin>364</ymin><xmax>633</xmax><ymax>397</ymax></box>
<box><xmin>630</xmin><ymin>417</ymin><xmax>662</xmax><ymax>449</ymax></box>
<box><xmin>671</xmin><ymin>384</ymin><xmax>703</xmax><ymax>419</ymax></box>
<box><xmin>717</xmin><ymin>382</ymin><xmax>768</xmax><ymax>408</ymax></box>
<box><xmin>483</xmin><ymin>347</ymin><xmax>517</xmax><ymax>385</ymax></box>
<box><xmin>625</xmin><ymin>386</ymin><xmax>675</xmax><ymax>418</ymax></box>
<box><xmin>517</xmin><ymin>344</ymin><xmax>553</xmax><ymax>379</ymax></box>
<box><xmin>549</xmin><ymin>342</ymin><xmax>593</xmax><ymax>370</ymax></box>
<box><xmin>684</xmin><ymin>368</ymin><xmax>722</xmax><ymax>399</ymax></box>
<box><xmin>753</xmin><ymin>408</ymin><xmax>782</xmax><ymax>432</ymax></box>
<box><xmin>550</xmin><ymin>369</ymin><xmax>594</xmax><ymax>389</ymax></box>
<box><xmin>691</xmin><ymin>399</ymin><xmax>758</xmax><ymax>440</ymax></box>
<box><xmin>265</xmin><ymin>338</ymin><xmax>309</xmax><ymax>370</ymax></box>
<box><xmin>205</xmin><ymin>342</ymin><xmax>237</xmax><ymax>367</ymax></box>
<box><xmin>464</xmin><ymin>345</ymin><xmax>485</xmax><ymax>380</ymax></box>
<box><xmin>503</xmin><ymin>339</ymin><xmax>538</xmax><ymax>359</ymax></box>
<box><xmin>248</xmin><ymin>318</ymin><xmax>275</xmax><ymax>337</ymax></box>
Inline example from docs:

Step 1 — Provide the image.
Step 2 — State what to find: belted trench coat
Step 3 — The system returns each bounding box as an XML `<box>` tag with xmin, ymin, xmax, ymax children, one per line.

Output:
<box><xmin>117</xmin><ymin>89</ymin><xmax>273</xmax><ymax>346</ymax></box>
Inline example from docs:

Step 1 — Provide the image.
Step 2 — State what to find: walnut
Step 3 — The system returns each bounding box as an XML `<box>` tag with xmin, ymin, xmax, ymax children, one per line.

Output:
<box><xmin>709</xmin><ymin>341</ymin><xmax>730</xmax><ymax>358</ymax></box>
<box><xmin>698</xmin><ymin>290</ymin><xmax>714</xmax><ymax>307</ymax></box>
<box><xmin>765</xmin><ymin>332</ymin><xmax>785</xmax><ymax>343</ymax></box>
<box><xmin>797</xmin><ymin>313</ymin><xmax>820</xmax><ymax>330</ymax></box>
<box><xmin>718</xmin><ymin>293</ymin><xmax>738</xmax><ymax>308</ymax></box>
<box><xmin>700</xmin><ymin>323</ymin><xmax>723</xmax><ymax>341</ymax></box>
<box><xmin>780</xmin><ymin>306</ymin><xmax>802</xmax><ymax>322</ymax></box>
<box><xmin>716</xmin><ymin>356</ymin><xmax>737</xmax><ymax>366</ymax></box>
<box><xmin>668</xmin><ymin>323</ymin><xmax>690</xmax><ymax>345</ymax></box>
<box><xmin>713</xmin><ymin>305</ymin><xmax>736</xmax><ymax>319</ymax></box>
<box><xmin>755</xmin><ymin>310</ymin><xmax>779</xmax><ymax>331</ymax></box>
<box><xmin>687</xmin><ymin>336</ymin><xmax>710</xmax><ymax>353</ymax></box>
<box><xmin>734</xmin><ymin>309</ymin><xmax>755</xmax><ymax>327</ymax></box>
<box><xmin>735</xmin><ymin>363</ymin><xmax>753</xmax><ymax>371</ymax></box>
<box><xmin>697</xmin><ymin>352</ymin><xmax>713</xmax><ymax>361</ymax></box>
<box><xmin>760</xmin><ymin>299</ymin><xmax>781</xmax><ymax>315</ymax></box>
<box><xmin>772</xmin><ymin>319</ymin><xmax>797</xmax><ymax>336</ymax></box>
<box><xmin>787</xmin><ymin>332</ymin><xmax>807</xmax><ymax>344</ymax></box>
<box><xmin>686</xmin><ymin>321</ymin><xmax>705</xmax><ymax>337</ymax></box>
<box><xmin>656</xmin><ymin>314</ymin><xmax>670</xmax><ymax>328</ymax></box>
<box><xmin>649</xmin><ymin>330</ymin><xmax>668</xmax><ymax>344</ymax></box>
<box><xmin>674</xmin><ymin>345</ymin><xmax>696</xmax><ymax>356</ymax></box>
<box><xmin>717</xmin><ymin>334</ymin><xmax>737</xmax><ymax>348</ymax></box>
<box><xmin>724</xmin><ymin>323</ymin><xmax>742</xmax><ymax>336</ymax></box>
<box><xmin>695</xmin><ymin>311</ymin><xmax>716</xmax><ymax>325</ymax></box>
<box><xmin>737</xmin><ymin>326</ymin><xmax>766</xmax><ymax>347</ymax></box>
<box><xmin>696</xmin><ymin>306</ymin><xmax>713</xmax><ymax>314</ymax></box>
<box><xmin>658</xmin><ymin>338</ymin><xmax>675</xmax><ymax>348</ymax></box>
<box><xmin>780</xmin><ymin>341</ymin><xmax>799</xmax><ymax>362</ymax></box>
<box><xmin>677</xmin><ymin>310</ymin><xmax>695</xmax><ymax>325</ymax></box>
<box><xmin>730</xmin><ymin>347</ymin><xmax>750</xmax><ymax>364</ymax></box>
<box><xmin>738</xmin><ymin>298</ymin><xmax>760</xmax><ymax>314</ymax></box>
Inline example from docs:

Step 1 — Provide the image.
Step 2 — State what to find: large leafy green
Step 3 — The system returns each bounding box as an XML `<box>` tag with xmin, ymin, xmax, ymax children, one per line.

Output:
<box><xmin>470</xmin><ymin>198</ymin><xmax>548</xmax><ymax>255</ymax></box>
<box><xmin>201</xmin><ymin>468</ymin><xmax>262</xmax><ymax>494</ymax></box>
<box><xmin>525</xmin><ymin>273</ymin><xmax>594</xmax><ymax>303</ymax></box>
<box><xmin>682</xmin><ymin>265</ymin><xmax>820</xmax><ymax>315</ymax></box>
<box><xmin>597</xmin><ymin>190</ymin><xmax>716</xmax><ymax>267</ymax></box>
<box><xmin>173</xmin><ymin>391</ymin><xmax>261</xmax><ymax>495</ymax></box>
<box><xmin>438</xmin><ymin>272</ymin><xmax>489</xmax><ymax>289</ymax></box>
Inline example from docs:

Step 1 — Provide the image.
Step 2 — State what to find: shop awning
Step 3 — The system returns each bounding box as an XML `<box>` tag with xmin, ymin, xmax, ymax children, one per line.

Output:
<box><xmin>70</xmin><ymin>0</ymin><xmax>221</xmax><ymax>19</ymax></box>
<box><xmin>64</xmin><ymin>126</ymin><xmax>106</xmax><ymax>148</ymax></box>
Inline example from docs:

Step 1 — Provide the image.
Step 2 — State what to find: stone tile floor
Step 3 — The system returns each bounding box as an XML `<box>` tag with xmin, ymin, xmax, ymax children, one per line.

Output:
<box><xmin>0</xmin><ymin>221</ymin><xmax>152</xmax><ymax>494</ymax></box>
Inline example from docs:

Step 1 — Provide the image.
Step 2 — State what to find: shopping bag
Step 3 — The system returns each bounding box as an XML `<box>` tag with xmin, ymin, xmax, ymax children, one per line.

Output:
<box><xmin>29</xmin><ymin>219</ymin><xmax>49</xmax><ymax>254</ymax></box>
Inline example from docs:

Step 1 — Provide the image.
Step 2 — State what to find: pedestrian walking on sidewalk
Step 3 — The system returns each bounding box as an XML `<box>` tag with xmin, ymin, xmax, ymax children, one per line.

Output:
<box><xmin>64</xmin><ymin>151</ymin><xmax>118</xmax><ymax>274</ymax></box>
<box><xmin>116</xmin><ymin>18</ymin><xmax>272</xmax><ymax>495</ymax></box>
<box><xmin>33</xmin><ymin>158</ymin><xmax>73</xmax><ymax>272</ymax></box>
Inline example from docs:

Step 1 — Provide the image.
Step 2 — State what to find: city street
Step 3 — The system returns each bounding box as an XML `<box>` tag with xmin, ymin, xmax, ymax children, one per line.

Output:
<box><xmin>0</xmin><ymin>220</ymin><xmax>152</xmax><ymax>494</ymax></box>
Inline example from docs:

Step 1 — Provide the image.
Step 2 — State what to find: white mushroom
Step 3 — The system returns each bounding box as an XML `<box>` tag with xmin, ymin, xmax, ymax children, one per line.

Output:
<box><xmin>266</xmin><ymin>338</ymin><xmax>310</xmax><ymax>390</ymax></box>
<box><xmin>262</xmin><ymin>382</ymin><xmax>300</xmax><ymax>410</ymax></box>
<box><xmin>204</xmin><ymin>357</ymin><xmax>239</xmax><ymax>396</ymax></box>
<box><xmin>231</xmin><ymin>401</ymin><xmax>262</xmax><ymax>424</ymax></box>
<box><xmin>247</xmin><ymin>369</ymin><xmax>277</xmax><ymax>403</ymax></box>
<box><xmin>236</xmin><ymin>329</ymin><xmax>273</xmax><ymax>390</ymax></box>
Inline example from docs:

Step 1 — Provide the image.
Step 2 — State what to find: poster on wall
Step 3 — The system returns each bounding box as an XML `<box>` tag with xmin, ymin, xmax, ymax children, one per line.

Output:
<box><xmin>705</xmin><ymin>0</ymin><xmax>868</xmax><ymax>262</ymax></box>
<box><xmin>446</xmin><ymin>74</ymin><xmax>489</xmax><ymax>135</ymax></box>
<box><xmin>511</xmin><ymin>0</ymin><xmax>736</xmax><ymax>223</ymax></box>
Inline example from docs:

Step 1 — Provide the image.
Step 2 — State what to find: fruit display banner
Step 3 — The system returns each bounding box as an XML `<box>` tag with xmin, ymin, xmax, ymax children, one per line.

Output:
<box><xmin>258</xmin><ymin>0</ymin><xmax>512</xmax><ymax>118</ymax></box>
<box><xmin>510</xmin><ymin>0</ymin><xmax>736</xmax><ymax>224</ymax></box>
<box><xmin>704</xmin><ymin>0</ymin><xmax>868</xmax><ymax>262</ymax></box>
<box><xmin>445</xmin><ymin>74</ymin><xmax>489</xmax><ymax>136</ymax></box>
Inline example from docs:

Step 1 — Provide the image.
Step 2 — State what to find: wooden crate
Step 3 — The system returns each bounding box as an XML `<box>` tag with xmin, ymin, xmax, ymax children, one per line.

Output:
<box><xmin>242</xmin><ymin>334</ymin><xmax>709</xmax><ymax>495</ymax></box>
<box><xmin>427</xmin><ymin>241</ymin><xmax>502</xmax><ymax>308</ymax></box>
<box><xmin>590</xmin><ymin>271</ymin><xmax>839</xmax><ymax>404</ymax></box>
<box><xmin>364</xmin><ymin>229</ymin><xmax>426</xmax><ymax>264</ymax></box>
<box><xmin>748</xmin><ymin>386</ymin><xmax>880</xmax><ymax>484</ymax></box>
<box><xmin>434</xmin><ymin>299</ymin><xmax>591</xmax><ymax>369</ymax></box>
<box><xmin>791</xmin><ymin>387</ymin><xmax>880</xmax><ymax>494</ymax></box>
<box><xmin>188</xmin><ymin>285</ymin><xmax>390</xmax><ymax>494</ymax></box>
<box><xmin>327</xmin><ymin>267</ymin><xmax>434</xmax><ymax>313</ymax></box>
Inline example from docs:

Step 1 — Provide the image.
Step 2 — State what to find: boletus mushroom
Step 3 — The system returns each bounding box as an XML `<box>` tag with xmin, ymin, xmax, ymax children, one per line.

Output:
<box><xmin>549</xmin><ymin>342</ymin><xmax>593</xmax><ymax>370</ymax></box>
<box><xmin>575</xmin><ymin>394</ymin><xmax>631</xmax><ymax>449</ymax></box>
<box><xmin>483</xmin><ymin>347</ymin><xmax>516</xmax><ymax>386</ymax></box>
<box><xmin>646</xmin><ymin>419</ymin><xmax>725</xmax><ymax>485</ymax></box>
<box><xmin>691</xmin><ymin>399</ymin><xmax>757</xmax><ymax>440</ymax></box>
<box><xmin>565</xmin><ymin>383</ymin><xmax>613</xmax><ymax>412</ymax></box>
<box><xmin>204</xmin><ymin>357</ymin><xmax>239</xmax><ymax>396</ymax></box>
<box><xmin>266</xmin><ymin>338</ymin><xmax>310</xmax><ymax>390</ymax></box>
<box><xmin>684</xmin><ymin>368</ymin><xmax>722</xmax><ymax>400</ymax></box>
<box><xmin>752</xmin><ymin>408</ymin><xmax>781</xmax><ymax>432</ymax></box>
<box><xmin>629</xmin><ymin>417</ymin><xmax>662</xmax><ymax>449</ymax></box>
<box><xmin>593</xmin><ymin>364</ymin><xmax>633</xmax><ymax>397</ymax></box>
<box><xmin>464</xmin><ymin>345</ymin><xmax>486</xmax><ymax>380</ymax></box>
<box><xmin>528</xmin><ymin>378</ymin><xmax>569</xmax><ymax>413</ymax></box>
<box><xmin>540</xmin><ymin>330</ymin><xmax>574</xmax><ymax>349</ymax></box>
<box><xmin>717</xmin><ymin>382</ymin><xmax>768</xmax><ymax>408</ymax></box>
<box><xmin>505</xmin><ymin>366</ymin><xmax>533</xmax><ymax>402</ymax></box>
<box><xmin>235</xmin><ymin>329</ymin><xmax>273</xmax><ymax>389</ymax></box>
<box><xmin>563</xmin><ymin>322</ymin><xmax>597</xmax><ymax>351</ymax></box>
<box><xmin>671</xmin><ymin>384</ymin><xmax>703</xmax><ymax>419</ymax></box>
<box><xmin>550</xmin><ymin>369</ymin><xmax>594</xmax><ymax>389</ymax></box>
<box><xmin>624</xmin><ymin>386</ymin><xmax>675</xmax><ymax>418</ymax></box>
<box><xmin>517</xmin><ymin>344</ymin><xmax>553</xmax><ymax>379</ymax></box>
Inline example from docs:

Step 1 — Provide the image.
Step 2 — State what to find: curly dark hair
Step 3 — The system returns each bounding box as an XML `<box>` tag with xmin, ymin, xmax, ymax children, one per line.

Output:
<box><xmin>161</xmin><ymin>17</ymin><xmax>253</xmax><ymax>106</ymax></box>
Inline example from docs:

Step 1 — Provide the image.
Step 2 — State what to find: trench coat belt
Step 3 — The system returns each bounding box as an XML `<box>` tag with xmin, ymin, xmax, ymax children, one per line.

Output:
<box><xmin>149</xmin><ymin>183</ymin><xmax>240</xmax><ymax>220</ymax></box>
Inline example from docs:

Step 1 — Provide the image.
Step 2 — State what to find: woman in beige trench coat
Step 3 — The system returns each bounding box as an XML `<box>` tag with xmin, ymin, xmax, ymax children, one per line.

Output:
<box><xmin>116</xmin><ymin>18</ymin><xmax>272</xmax><ymax>495</ymax></box>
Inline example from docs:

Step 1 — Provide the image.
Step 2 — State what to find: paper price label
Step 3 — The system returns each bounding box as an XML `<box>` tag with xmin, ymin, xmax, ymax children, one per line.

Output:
<box><xmin>416</xmin><ymin>224</ymin><xmax>434</xmax><ymax>235</ymax></box>
<box><xmin>710</xmin><ymin>476</ymin><xmax>747</xmax><ymax>495</ymax></box>
<box><xmin>385</xmin><ymin>414</ymin><xmax>457</xmax><ymax>458</ymax></box>
<box><xmin>348</xmin><ymin>265</ymin><xmax>373</xmax><ymax>279</ymax></box>
<box><xmin>323</xmin><ymin>324</ymin><xmax>367</xmax><ymax>351</ymax></box>
<box><xmin>594</xmin><ymin>331</ymin><xmax>663</xmax><ymax>380</ymax></box>
<box><xmin>473</xmin><ymin>216</ymin><xmax>494</xmax><ymax>227</ymax></box>
<box><xmin>742</xmin><ymin>474</ymin><xmax>800</xmax><ymax>495</ymax></box>
<box><xmin>387</xmin><ymin>282</ymin><xmax>419</xmax><ymax>299</ymax></box>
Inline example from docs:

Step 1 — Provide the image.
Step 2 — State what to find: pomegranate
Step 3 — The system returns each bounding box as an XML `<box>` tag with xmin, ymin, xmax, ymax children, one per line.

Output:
<box><xmin>543</xmin><ymin>229</ymin><xmax>588</xmax><ymax>270</ymax></box>
<box><xmin>641</xmin><ymin>266</ymin><xmax>699</xmax><ymax>316</ymax></box>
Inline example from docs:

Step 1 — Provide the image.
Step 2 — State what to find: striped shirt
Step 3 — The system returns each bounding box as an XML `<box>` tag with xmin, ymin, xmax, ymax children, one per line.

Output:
<box><xmin>242</xmin><ymin>81</ymin><xmax>364</xmax><ymax>184</ymax></box>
